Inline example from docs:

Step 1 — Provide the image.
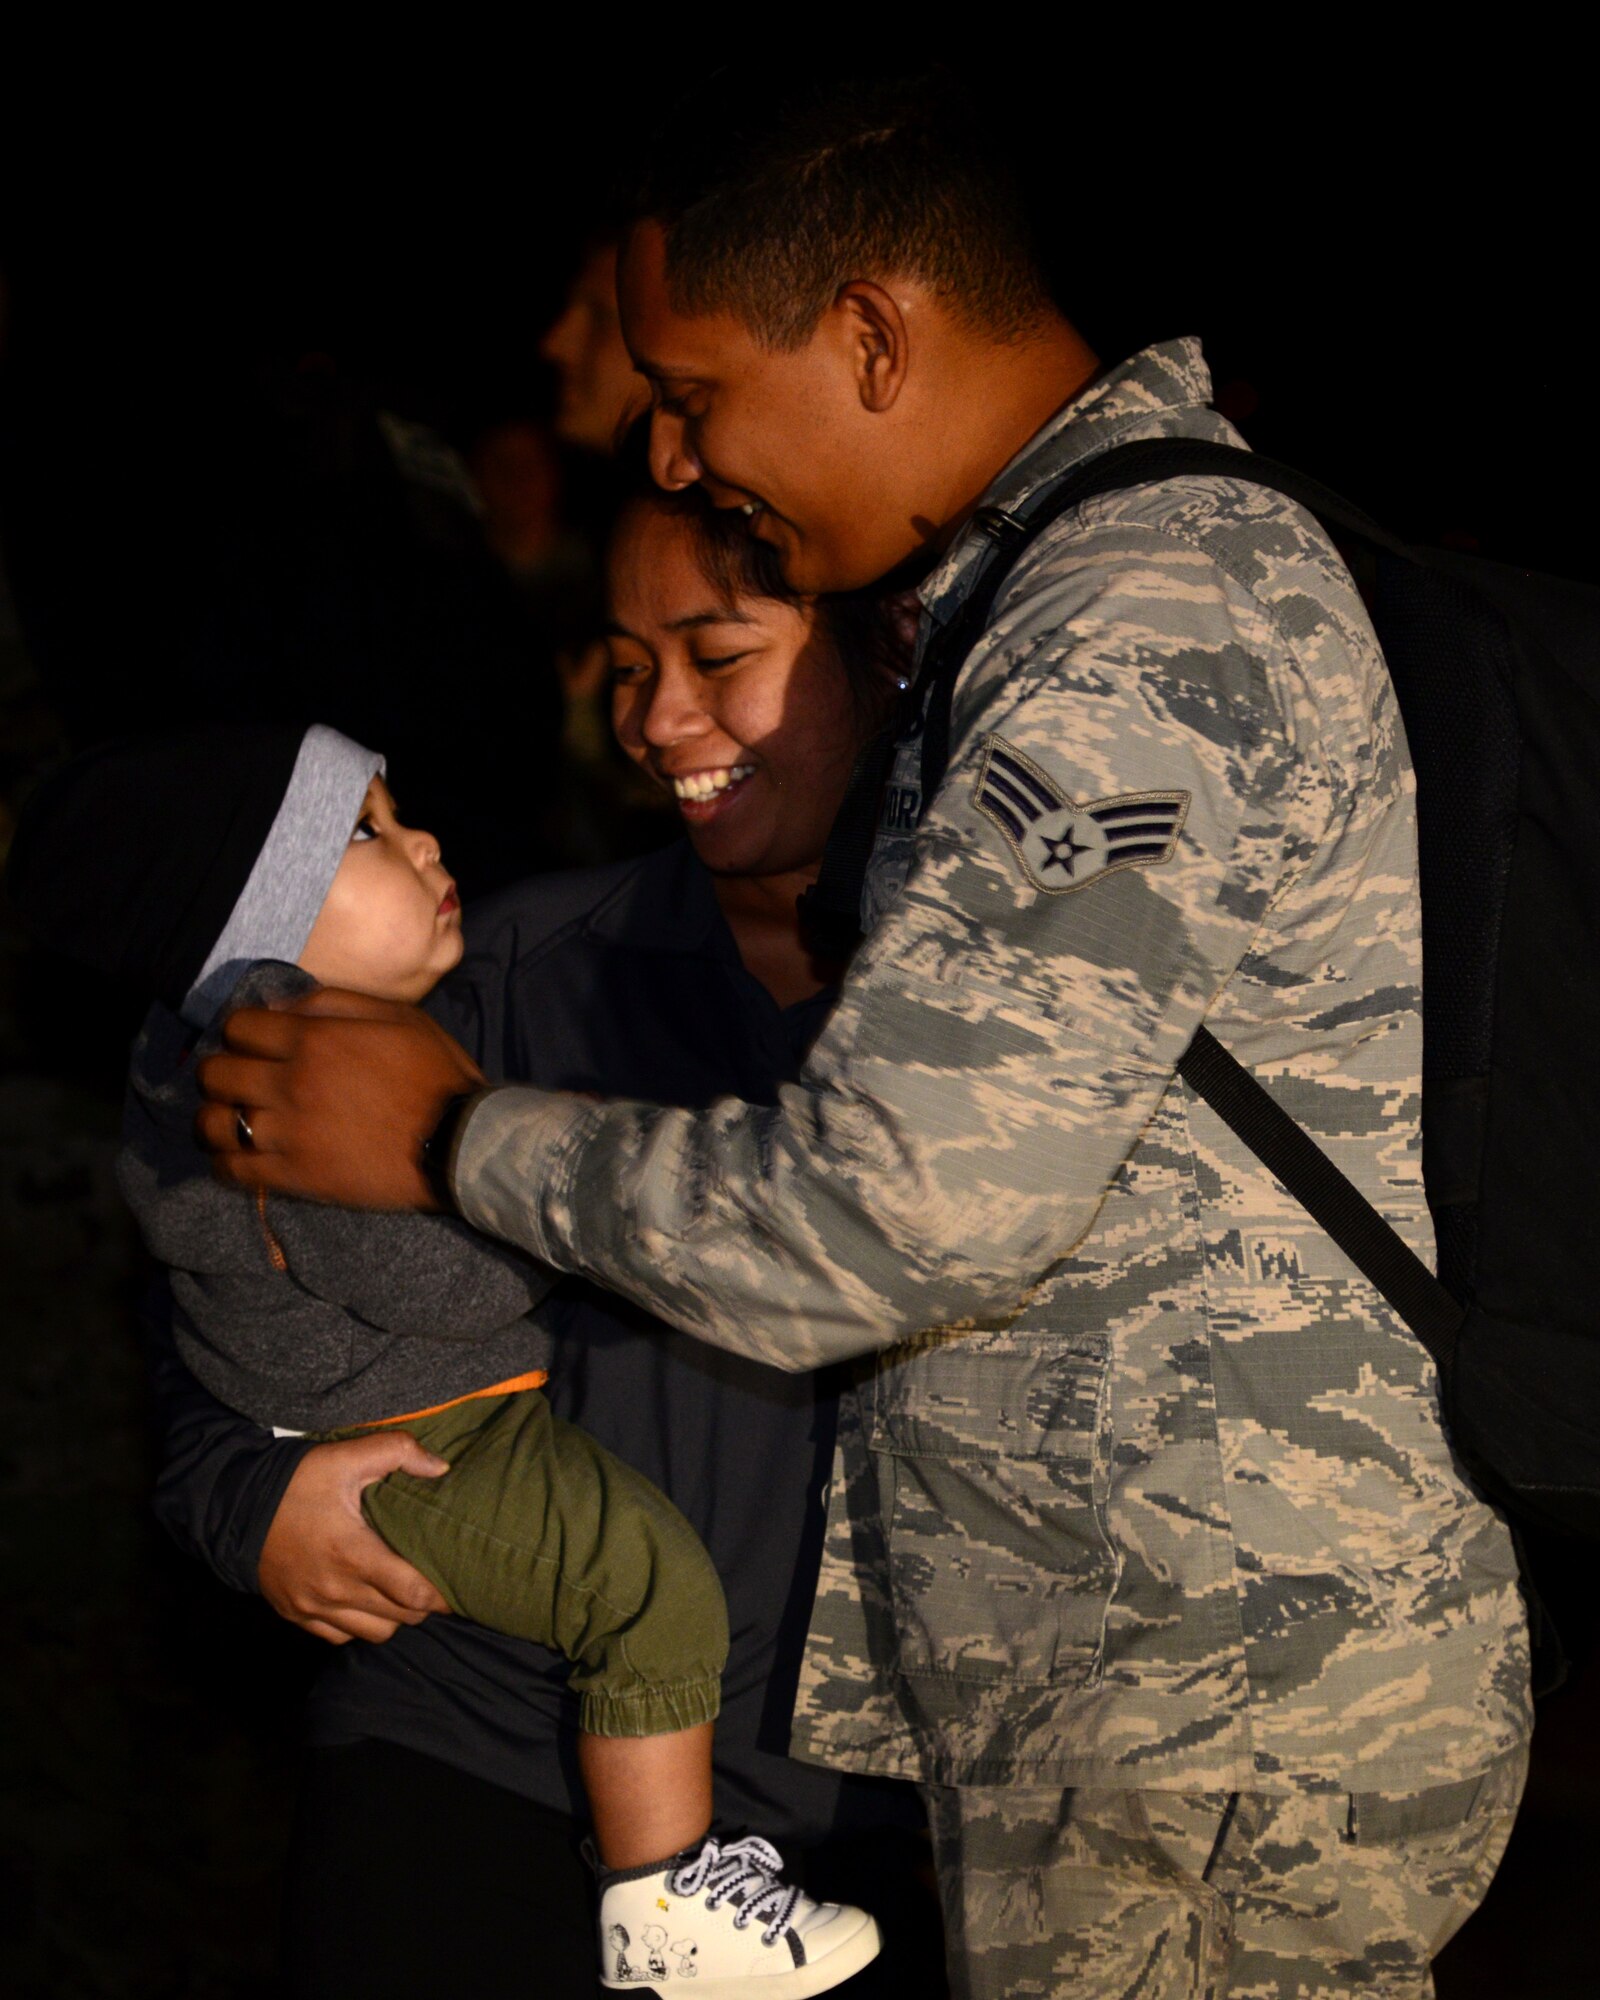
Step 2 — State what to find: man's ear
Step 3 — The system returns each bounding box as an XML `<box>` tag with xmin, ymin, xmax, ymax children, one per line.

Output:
<box><xmin>835</xmin><ymin>280</ymin><xmax>909</xmax><ymax>414</ymax></box>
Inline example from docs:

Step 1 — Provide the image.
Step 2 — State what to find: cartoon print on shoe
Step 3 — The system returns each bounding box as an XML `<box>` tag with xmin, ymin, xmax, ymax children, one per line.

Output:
<box><xmin>607</xmin><ymin>1922</ymin><xmax>644</xmax><ymax>1983</ymax></box>
<box><xmin>597</xmin><ymin>1833</ymin><xmax>880</xmax><ymax>1995</ymax></box>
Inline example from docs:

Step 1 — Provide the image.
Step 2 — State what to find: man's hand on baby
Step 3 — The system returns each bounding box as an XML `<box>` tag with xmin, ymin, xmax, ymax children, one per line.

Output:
<box><xmin>196</xmin><ymin>989</ymin><xmax>484</xmax><ymax>1209</ymax></box>
<box><xmin>260</xmin><ymin>1434</ymin><xmax>452</xmax><ymax>1645</ymax></box>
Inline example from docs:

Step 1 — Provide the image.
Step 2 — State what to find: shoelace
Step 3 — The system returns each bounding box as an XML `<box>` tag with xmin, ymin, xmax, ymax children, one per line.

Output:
<box><xmin>667</xmin><ymin>1836</ymin><xmax>804</xmax><ymax>1947</ymax></box>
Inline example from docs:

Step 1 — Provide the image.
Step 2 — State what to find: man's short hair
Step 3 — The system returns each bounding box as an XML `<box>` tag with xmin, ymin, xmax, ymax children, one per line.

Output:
<box><xmin>631</xmin><ymin>68</ymin><xmax>1053</xmax><ymax>351</ymax></box>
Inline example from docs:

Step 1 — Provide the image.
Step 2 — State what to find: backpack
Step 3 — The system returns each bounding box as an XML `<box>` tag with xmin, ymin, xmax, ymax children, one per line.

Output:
<box><xmin>805</xmin><ymin>433</ymin><xmax>1600</xmax><ymax>1589</ymax></box>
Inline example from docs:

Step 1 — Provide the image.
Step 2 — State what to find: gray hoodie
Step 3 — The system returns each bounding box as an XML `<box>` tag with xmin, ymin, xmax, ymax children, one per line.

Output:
<box><xmin>118</xmin><ymin>962</ymin><xmax>554</xmax><ymax>1431</ymax></box>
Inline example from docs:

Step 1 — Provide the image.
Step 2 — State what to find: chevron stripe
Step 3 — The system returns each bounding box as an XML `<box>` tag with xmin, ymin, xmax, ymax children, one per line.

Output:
<box><xmin>985</xmin><ymin>746</ymin><xmax>1060</xmax><ymax>814</ymax></box>
<box><xmin>1103</xmin><ymin>819</ymin><xmax>1182</xmax><ymax>843</ymax></box>
<box><xmin>982</xmin><ymin>768</ymin><xmax>1048</xmax><ymax>823</ymax></box>
<box><xmin>975</xmin><ymin>786</ymin><xmax>1027</xmax><ymax>841</ymax></box>
<box><xmin>1089</xmin><ymin>798</ymin><xmax>1185</xmax><ymax>857</ymax></box>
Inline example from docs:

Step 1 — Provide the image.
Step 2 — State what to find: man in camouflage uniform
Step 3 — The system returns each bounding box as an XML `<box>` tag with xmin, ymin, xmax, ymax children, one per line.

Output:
<box><xmin>203</xmin><ymin>74</ymin><xmax>1531</xmax><ymax>1999</ymax></box>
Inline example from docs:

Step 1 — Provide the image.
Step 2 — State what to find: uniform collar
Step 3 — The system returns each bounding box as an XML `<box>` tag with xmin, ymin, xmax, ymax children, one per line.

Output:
<box><xmin>916</xmin><ymin>336</ymin><xmax>1214</xmax><ymax>637</ymax></box>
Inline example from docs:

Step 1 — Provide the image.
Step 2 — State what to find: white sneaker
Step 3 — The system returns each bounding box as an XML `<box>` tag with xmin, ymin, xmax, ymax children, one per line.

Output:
<box><xmin>598</xmin><ymin>1834</ymin><xmax>881</xmax><ymax>1996</ymax></box>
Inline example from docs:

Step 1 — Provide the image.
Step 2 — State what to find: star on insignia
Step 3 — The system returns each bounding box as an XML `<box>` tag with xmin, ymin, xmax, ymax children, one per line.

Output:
<box><xmin>1039</xmin><ymin>825</ymin><xmax>1091</xmax><ymax>875</ymax></box>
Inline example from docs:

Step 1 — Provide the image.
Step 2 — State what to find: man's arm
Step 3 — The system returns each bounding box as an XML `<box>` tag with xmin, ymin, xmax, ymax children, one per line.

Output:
<box><xmin>200</xmin><ymin>532</ymin><xmax>1306</xmax><ymax>1368</ymax></box>
<box><xmin>456</xmin><ymin>532</ymin><xmax>1306</xmax><ymax>1366</ymax></box>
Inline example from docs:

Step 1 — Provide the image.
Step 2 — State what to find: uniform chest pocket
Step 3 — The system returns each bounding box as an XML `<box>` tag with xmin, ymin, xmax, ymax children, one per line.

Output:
<box><xmin>865</xmin><ymin>1331</ymin><xmax>1119</xmax><ymax>1689</ymax></box>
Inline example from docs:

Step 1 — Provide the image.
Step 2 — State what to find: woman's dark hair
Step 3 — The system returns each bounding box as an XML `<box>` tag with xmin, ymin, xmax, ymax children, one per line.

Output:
<box><xmin>609</xmin><ymin>425</ymin><xmax>909</xmax><ymax>736</ymax></box>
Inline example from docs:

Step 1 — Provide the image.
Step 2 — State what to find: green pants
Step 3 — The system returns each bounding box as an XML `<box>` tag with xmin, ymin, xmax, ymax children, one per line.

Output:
<box><xmin>328</xmin><ymin>1388</ymin><xmax>727</xmax><ymax>1738</ymax></box>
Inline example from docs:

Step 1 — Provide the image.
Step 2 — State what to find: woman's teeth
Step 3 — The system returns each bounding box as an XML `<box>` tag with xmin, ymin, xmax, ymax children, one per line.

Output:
<box><xmin>672</xmin><ymin>765</ymin><xmax>755</xmax><ymax>803</ymax></box>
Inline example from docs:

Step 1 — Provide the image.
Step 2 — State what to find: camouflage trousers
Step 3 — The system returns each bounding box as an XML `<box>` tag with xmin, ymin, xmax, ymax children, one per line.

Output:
<box><xmin>921</xmin><ymin>1745</ymin><xmax>1527</xmax><ymax>1999</ymax></box>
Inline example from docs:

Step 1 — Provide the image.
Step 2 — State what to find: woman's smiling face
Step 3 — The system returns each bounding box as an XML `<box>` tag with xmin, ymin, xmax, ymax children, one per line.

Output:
<box><xmin>605</xmin><ymin>499</ymin><xmax>863</xmax><ymax>882</ymax></box>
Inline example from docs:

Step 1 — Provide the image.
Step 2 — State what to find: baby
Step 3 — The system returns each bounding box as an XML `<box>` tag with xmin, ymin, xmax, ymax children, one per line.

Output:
<box><xmin>7</xmin><ymin>720</ymin><xmax>879</xmax><ymax>1996</ymax></box>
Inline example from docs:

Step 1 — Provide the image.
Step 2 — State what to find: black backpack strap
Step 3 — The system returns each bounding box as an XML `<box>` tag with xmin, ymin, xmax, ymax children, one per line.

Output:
<box><xmin>801</xmin><ymin>501</ymin><xmax>1040</xmax><ymax>957</ymax></box>
<box><xmin>806</xmin><ymin>431</ymin><xmax>1468</xmax><ymax>1370</ymax></box>
<box><xmin>912</xmin><ymin>437</ymin><xmax>1411</xmax><ymax>805</ymax></box>
<box><xmin>1020</xmin><ymin>442</ymin><xmax>1469</xmax><ymax>1365</ymax></box>
<box><xmin>804</xmin><ymin>445</ymin><xmax>1228</xmax><ymax>949</ymax></box>
<box><xmin>1178</xmin><ymin>1026</ymin><xmax>1466</xmax><ymax>1375</ymax></box>
<box><xmin>800</xmin><ymin>724</ymin><xmax>904</xmax><ymax>959</ymax></box>
<box><xmin>1020</xmin><ymin>435</ymin><xmax>1416</xmax><ymax>563</ymax></box>
<box><xmin>807</xmin><ymin>435</ymin><xmax>1317</xmax><ymax>949</ymax></box>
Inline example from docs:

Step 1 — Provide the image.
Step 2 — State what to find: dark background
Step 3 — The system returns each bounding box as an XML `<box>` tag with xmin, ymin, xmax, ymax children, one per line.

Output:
<box><xmin>1</xmin><ymin>61</ymin><xmax>1594</xmax><ymax>1998</ymax></box>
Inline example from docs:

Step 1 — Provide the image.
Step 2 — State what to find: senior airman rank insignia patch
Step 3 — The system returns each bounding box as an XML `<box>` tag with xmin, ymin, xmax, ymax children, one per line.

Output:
<box><xmin>973</xmin><ymin>737</ymin><xmax>1189</xmax><ymax>894</ymax></box>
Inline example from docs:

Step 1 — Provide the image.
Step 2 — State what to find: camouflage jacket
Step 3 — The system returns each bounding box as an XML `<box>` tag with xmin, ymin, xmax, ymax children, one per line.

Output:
<box><xmin>453</xmin><ymin>340</ymin><xmax>1531</xmax><ymax>1792</ymax></box>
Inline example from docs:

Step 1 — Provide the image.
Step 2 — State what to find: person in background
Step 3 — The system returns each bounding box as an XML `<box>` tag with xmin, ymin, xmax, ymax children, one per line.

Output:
<box><xmin>540</xmin><ymin>233</ymin><xmax>649</xmax><ymax>457</ymax></box>
<box><xmin>142</xmin><ymin>472</ymin><xmax>941</xmax><ymax>1999</ymax></box>
<box><xmin>469</xmin><ymin>414</ymin><xmax>669</xmax><ymax>865</ymax></box>
<box><xmin>471</xmin><ymin>239</ymin><xmax>672</xmax><ymax>868</ymax></box>
<box><xmin>468</xmin><ymin>416</ymin><xmax>600</xmax><ymax>721</ymax></box>
<box><xmin>469</xmin><ymin>417</ymin><xmax>593</xmax><ymax>622</ymax></box>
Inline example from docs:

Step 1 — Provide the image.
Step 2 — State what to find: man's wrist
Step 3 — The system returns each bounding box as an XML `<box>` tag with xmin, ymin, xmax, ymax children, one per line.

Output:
<box><xmin>448</xmin><ymin>1085</ymin><xmax>600</xmax><ymax>1258</ymax></box>
<box><xmin>420</xmin><ymin>1088</ymin><xmax>495</xmax><ymax>1212</ymax></box>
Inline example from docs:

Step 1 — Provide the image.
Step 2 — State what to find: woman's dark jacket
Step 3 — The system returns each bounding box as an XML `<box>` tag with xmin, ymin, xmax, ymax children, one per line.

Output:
<box><xmin>147</xmin><ymin>840</ymin><xmax>912</xmax><ymax>1844</ymax></box>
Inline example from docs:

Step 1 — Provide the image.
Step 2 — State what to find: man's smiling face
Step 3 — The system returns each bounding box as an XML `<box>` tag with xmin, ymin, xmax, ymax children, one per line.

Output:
<box><xmin>617</xmin><ymin>220</ymin><xmax>930</xmax><ymax>593</ymax></box>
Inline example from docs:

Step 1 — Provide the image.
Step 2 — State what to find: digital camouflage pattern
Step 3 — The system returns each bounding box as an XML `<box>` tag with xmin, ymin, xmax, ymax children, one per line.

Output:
<box><xmin>923</xmin><ymin>1743</ymin><xmax>1528</xmax><ymax>2000</ymax></box>
<box><xmin>454</xmin><ymin>339</ymin><xmax>1531</xmax><ymax>1796</ymax></box>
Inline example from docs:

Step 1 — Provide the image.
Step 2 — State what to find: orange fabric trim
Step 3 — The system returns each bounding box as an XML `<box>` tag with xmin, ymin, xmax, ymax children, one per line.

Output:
<box><xmin>256</xmin><ymin>1188</ymin><xmax>288</xmax><ymax>1274</ymax></box>
<box><xmin>251</xmin><ymin>1191</ymin><xmax>545</xmax><ymax>1425</ymax></box>
<box><xmin>366</xmin><ymin>1370</ymin><xmax>550</xmax><ymax>1430</ymax></box>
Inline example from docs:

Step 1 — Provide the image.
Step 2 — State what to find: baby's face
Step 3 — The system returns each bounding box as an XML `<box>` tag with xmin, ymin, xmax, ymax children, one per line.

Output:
<box><xmin>297</xmin><ymin>777</ymin><xmax>464</xmax><ymax>1001</ymax></box>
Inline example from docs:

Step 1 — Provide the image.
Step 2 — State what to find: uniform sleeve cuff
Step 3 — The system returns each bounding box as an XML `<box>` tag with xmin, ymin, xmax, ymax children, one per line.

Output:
<box><xmin>449</xmin><ymin>1085</ymin><xmax>600</xmax><ymax>1265</ymax></box>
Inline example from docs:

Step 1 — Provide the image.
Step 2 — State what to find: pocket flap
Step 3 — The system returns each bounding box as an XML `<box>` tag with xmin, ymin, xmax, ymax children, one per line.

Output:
<box><xmin>867</xmin><ymin>1328</ymin><xmax>1110</xmax><ymax>1461</ymax></box>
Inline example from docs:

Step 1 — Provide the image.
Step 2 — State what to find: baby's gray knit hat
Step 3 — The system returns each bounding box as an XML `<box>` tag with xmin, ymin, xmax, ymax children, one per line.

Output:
<box><xmin>182</xmin><ymin>724</ymin><xmax>385</xmax><ymax>1025</ymax></box>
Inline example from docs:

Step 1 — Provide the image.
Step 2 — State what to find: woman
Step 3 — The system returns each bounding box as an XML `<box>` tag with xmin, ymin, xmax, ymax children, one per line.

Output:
<box><xmin>148</xmin><ymin>471</ymin><xmax>940</xmax><ymax>1997</ymax></box>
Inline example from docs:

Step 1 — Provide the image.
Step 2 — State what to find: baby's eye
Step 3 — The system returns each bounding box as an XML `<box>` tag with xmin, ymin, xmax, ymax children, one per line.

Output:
<box><xmin>351</xmin><ymin>815</ymin><xmax>379</xmax><ymax>843</ymax></box>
